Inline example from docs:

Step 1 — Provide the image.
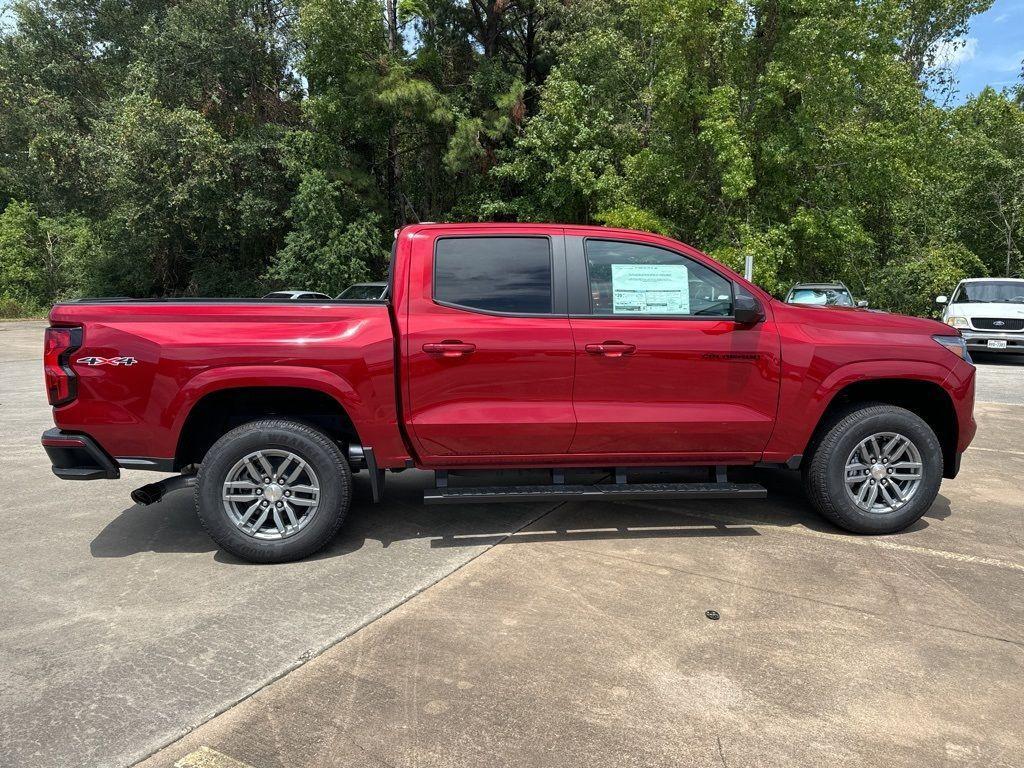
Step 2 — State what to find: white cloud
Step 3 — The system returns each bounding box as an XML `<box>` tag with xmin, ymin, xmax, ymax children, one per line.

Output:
<box><xmin>932</xmin><ymin>37</ymin><xmax>979</xmax><ymax>68</ymax></box>
<box><xmin>989</xmin><ymin>48</ymin><xmax>1024</xmax><ymax>72</ymax></box>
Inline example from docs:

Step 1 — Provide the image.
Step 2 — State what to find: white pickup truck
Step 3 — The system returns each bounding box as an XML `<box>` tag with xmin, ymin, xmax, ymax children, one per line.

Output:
<box><xmin>938</xmin><ymin>278</ymin><xmax>1024</xmax><ymax>354</ymax></box>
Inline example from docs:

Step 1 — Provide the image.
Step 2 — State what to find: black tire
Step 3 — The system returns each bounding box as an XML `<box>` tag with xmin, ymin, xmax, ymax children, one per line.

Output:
<box><xmin>803</xmin><ymin>403</ymin><xmax>943</xmax><ymax>534</ymax></box>
<box><xmin>194</xmin><ymin>419</ymin><xmax>351</xmax><ymax>563</ymax></box>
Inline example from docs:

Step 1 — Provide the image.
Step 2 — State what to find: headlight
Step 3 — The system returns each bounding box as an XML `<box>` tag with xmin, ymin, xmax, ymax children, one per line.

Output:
<box><xmin>945</xmin><ymin>316</ymin><xmax>969</xmax><ymax>329</ymax></box>
<box><xmin>933</xmin><ymin>335</ymin><xmax>972</xmax><ymax>362</ymax></box>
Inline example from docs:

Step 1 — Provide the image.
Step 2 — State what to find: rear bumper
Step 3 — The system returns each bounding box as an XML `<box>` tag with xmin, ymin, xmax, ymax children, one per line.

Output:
<box><xmin>962</xmin><ymin>330</ymin><xmax>1024</xmax><ymax>352</ymax></box>
<box><xmin>41</xmin><ymin>429</ymin><xmax>120</xmax><ymax>480</ymax></box>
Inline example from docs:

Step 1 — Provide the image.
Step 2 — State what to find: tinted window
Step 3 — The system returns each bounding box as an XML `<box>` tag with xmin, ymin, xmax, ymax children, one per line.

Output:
<box><xmin>434</xmin><ymin>237</ymin><xmax>552</xmax><ymax>314</ymax></box>
<box><xmin>584</xmin><ymin>240</ymin><xmax>732</xmax><ymax>316</ymax></box>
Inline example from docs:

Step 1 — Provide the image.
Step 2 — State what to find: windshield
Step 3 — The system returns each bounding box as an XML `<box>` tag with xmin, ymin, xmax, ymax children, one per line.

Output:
<box><xmin>951</xmin><ymin>282</ymin><xmax>1024</xmax><ymax>304</ymax></box>
<box><xmin>338</xmin><ymin>284</ymin><xmax>384</xmax><ymax>300</ymax></box>
<box><xmin>788</xmin><ymin>288</ymin><xmax>854</xmax><ymax>307</ymax></box>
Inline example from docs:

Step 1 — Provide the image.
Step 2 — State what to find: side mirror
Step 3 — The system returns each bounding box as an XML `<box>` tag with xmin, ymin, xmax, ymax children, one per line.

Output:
<box><xmin>936</xmin><ymin>295</ymin><xmax>948</xmax><ymax>305</ymax></box>
<box><xmin>857</xmin><ymin>300</ymin><xmax>869</xmax><ymax>308</ymax></box>
<box><xmin>734</xmin><ymin>293</ymin><xmax>765</xmax><ymax>325</ymax></box>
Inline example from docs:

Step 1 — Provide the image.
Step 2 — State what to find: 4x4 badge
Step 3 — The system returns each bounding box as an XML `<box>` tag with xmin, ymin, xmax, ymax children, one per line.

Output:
<box><xmin>76</xmin><ymin>356</ymin><xmax>138</xmax><ymax>366</ymax></box>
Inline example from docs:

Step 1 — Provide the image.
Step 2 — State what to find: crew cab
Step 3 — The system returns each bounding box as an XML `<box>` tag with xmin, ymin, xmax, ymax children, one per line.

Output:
<box><xmin>42</xmin><ymin>224</ymin><xmax>977</xmax><ymax>563</ymax></box>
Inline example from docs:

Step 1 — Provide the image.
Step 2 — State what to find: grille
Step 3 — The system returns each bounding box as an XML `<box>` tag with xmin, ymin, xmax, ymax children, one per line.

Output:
<box><xmin>972</xmin><ymin>317</ymin><xmax>1024</xmax><ymax>331</ymax></box>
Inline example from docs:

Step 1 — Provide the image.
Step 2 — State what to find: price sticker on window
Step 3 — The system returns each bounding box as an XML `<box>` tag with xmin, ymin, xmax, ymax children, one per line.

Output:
<box><xmin>611</xmin><ymin>263</ymin><xmax>690</xmax><ymax>314</ymax></box>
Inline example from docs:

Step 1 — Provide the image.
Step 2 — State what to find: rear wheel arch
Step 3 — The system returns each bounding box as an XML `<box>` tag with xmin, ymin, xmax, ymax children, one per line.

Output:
<box><xmin>174</xmin><ymin>386</ymin><xmax>362</xmax><ymax>470</ymax></box>
<box><xmin>805</xmin><ymin>378</ymin><xmax>958</xmax><ymax>478</ymax></box>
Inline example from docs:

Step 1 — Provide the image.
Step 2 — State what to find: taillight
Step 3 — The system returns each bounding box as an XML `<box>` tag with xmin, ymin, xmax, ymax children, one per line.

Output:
<box><xmin>44</xmin><ymin>326</ymin><xmax>83</xmax><ymax>406</ymax></box>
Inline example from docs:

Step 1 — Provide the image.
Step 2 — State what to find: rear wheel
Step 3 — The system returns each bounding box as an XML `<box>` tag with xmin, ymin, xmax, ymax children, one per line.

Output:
<box><xmin>195</xmin><ymin>419</ymin><xmax>351</xmax><ymax>563</ymax></box>
<box><xmin>803</xmin><ymin>404</ymin><xmax>943</xmax><ymax>534</ymax></box>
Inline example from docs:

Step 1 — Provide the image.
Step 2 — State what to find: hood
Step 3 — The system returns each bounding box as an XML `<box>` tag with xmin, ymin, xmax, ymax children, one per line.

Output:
<box><xmin>946</xmin><ymin>302</ymin><xmax>1024</xmax><ymax>319</ymax></box>
<box><xmin>773</xmin><ymin>301</ymin><xmax>950</xmax><ymax>335</ymax></box>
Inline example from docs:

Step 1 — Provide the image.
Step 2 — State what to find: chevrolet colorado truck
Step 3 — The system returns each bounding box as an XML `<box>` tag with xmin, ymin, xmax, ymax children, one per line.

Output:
<box><xmin>42</xmin><ymin>224</ymin><xmax>977</xmax><ymax>563</ymax></box>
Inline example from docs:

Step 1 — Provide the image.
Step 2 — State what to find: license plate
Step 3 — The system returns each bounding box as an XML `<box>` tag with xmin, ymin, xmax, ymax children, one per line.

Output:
<box><xmin>987</xmin><ymin>340</ymin><xmax>1007</xmax><ymax>349</ymax></box>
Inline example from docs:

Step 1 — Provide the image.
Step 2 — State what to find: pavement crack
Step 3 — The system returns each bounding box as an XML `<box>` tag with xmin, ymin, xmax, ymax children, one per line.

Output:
<box><xmin>716</xmin><ymin>736</ymin><xmax>729</xmax><ymax>767</ymax></box>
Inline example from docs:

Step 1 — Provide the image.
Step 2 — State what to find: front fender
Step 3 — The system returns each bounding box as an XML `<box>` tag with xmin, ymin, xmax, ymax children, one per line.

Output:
<box><xmin>763</xmin><ymin>357</ymin><xmax>955</xmax><ymax>463</ymax></box>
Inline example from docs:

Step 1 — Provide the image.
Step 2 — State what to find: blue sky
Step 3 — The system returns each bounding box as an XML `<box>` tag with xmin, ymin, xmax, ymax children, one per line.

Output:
<box><xmin>933</xmin><ymin>0</ymin><xmax>1024</xmax><ymax>103</ymax></box>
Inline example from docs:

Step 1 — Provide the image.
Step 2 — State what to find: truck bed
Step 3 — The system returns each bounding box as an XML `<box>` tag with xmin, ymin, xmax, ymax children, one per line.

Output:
<box><xmin>48</xmin><ymin>299</ymin><xmax>410</xmax><ymax>468</ymax></box>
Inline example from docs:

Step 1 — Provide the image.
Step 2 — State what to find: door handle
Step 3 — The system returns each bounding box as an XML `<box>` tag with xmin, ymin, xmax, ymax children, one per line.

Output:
<box><xmin>423</xmin><ymin>341</ymin><xmax>476</xmax><ymax>358</ymax></box>
<box><xmin>585</xmin><ymin>341</ymin><xmax>636</xmax><ymax>358</ymax></box>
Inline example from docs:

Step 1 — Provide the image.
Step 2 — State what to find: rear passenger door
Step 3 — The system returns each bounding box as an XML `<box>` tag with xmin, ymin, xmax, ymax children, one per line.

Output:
<box><xmin>403</xmin><ymin>230</ymin><xmax>576</xmax><ymax>462</ymax></box>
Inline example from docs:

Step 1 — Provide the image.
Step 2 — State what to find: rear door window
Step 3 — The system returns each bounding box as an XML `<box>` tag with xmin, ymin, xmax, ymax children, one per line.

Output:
<box><xmin>584</xmin><ymin>239</ymin><xmax>732</xmax><ymax>317</ymax></box>
<box><xmin>434</xmin><ymin>237</ymin><xmax>552</xmax><ymax>314</ymax></box>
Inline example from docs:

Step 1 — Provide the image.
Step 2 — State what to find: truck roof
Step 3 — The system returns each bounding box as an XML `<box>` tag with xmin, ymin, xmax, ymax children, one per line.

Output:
<box><xmin>402</xmin><ymin>222</ymin><xmax>672</xmax><ymax>238</ymax></box>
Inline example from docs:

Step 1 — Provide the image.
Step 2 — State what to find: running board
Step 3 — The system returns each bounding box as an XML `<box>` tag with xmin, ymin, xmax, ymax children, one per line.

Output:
<box><xmin>424</xmin><ymin>482</ymin><xmax>766</xmax><ymax>505</ymax></box>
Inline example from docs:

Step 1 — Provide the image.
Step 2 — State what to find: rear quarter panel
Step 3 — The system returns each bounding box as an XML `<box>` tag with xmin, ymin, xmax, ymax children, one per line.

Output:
<box><xmin>48</xmin><ymin>302</ymin><xmax>409</xmax><ymax>466</ymax></box>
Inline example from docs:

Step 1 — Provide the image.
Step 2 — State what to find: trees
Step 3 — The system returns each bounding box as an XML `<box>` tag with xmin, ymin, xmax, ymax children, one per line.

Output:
<box><xmin>0</xmin><ymin>0</ymin><xmax>1021</xmax><ymax>312</ymax></box>
<box><xmin>0</xmin><ymin>201</ymin><xmax>103</xmax><ymax>316</ymax></box>
<box><xmin>951</xmin><ymin>88</ymin><xmax>1024</xmax><ymax>279</ymax></box>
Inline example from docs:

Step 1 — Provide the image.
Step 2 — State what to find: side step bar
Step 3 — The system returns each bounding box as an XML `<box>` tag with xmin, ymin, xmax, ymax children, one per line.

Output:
<box><xmin>424</xmin><ymin>481</ymin><xmax>766</xmax><ymax>505</ymax></box>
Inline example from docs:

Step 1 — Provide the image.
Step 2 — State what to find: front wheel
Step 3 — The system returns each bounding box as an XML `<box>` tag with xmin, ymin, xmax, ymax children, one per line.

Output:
<box><xmin>803</xmin><ymin>404</ymin><xmax>943</xmax><ymax>534</ymax></box>
<box><xmin>195</xmin><ymin>419</ymin><xmax>352</xmax><ymax>563</ymax></box>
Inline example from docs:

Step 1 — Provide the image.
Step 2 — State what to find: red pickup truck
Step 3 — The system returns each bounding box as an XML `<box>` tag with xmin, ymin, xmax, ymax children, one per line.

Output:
<box><xmin>42</xmin><ymin>223</ymin><xmax>977</xmax><ymax>562</ymax></box>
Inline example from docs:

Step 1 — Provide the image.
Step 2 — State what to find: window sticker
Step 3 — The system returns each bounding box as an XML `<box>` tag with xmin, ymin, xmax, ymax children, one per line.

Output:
<box><xmin>611</xmin><ymin>263</ymin><xmax>690</xmax><ymax>314</ymax></box>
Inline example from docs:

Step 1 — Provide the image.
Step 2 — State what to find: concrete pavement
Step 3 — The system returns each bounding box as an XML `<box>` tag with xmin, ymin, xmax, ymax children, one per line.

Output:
<box><xmin>2</xmin><ymin>319</ymin><xmax>1023</xmax><ymax>767</ymax></box>
<box><xmin>0</xmin><ymin>322</ymin><xmax>552</xmax><ymax>767</ymax></box>
<box><xmin>139</xmin><ymin>415</ymin><xmax>1024</xmax><ymax>768</ymax></box>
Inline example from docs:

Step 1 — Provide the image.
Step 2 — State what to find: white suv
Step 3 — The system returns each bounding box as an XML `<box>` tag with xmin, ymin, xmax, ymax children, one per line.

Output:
<box><xmin>938</xmin><ymin>278</ymin><xmax>1024</xmax><ymax>354</ymax></box>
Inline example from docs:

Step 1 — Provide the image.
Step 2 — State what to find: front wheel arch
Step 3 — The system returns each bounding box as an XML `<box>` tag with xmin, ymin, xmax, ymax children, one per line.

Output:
<box><xmin>804</xmin><ymin>378</ymin><xmax>958</xmax><ymax>479</ymax></box>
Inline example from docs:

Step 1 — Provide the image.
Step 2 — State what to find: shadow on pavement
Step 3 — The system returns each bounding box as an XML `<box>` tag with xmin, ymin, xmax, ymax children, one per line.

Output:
<box><xmin>90</xmin><ymin>467</ymin><xmax>953</xmax><ymax>562</ymax></box>
<box><xmin>90</xmin><ymin>491</ymin><xmax>217</xmax><ymax>557</ymax></box>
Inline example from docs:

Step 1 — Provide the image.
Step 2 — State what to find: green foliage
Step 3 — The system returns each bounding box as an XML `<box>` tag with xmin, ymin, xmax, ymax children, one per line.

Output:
<box><xmin>868</xmin><ymin>243</ymin><xmax>988</xmax><ymax>317</ymax></box>
<box><xmin>949</xmin><ymin>88</ymin><xmax>1024</xmax><ymax>279</ymax></box>
<box><xmin>0</xmin><ymin>0</ymin><xmax>1022</xmax><ymax>316</ymax></box>
<box><xmin>0</xmin><ymin>200</ymin><xmax>105</xmax><ymax>310</ymax></box>
<box><xmin>89</xmin><ymin>93</ymin><xmax>230</xmax><ymax>295</ymax></box>
<box><xmin>265</xmin><ymin>170</ymin><xmax>387</xmax><ymax>292</ymax></box>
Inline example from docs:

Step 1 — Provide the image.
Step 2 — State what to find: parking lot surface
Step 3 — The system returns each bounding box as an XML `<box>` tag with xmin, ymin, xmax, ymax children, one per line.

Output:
<box><xmin>2</xmin><ymin>319</ymin><xmax>1023</xmax><ymax>767</ymax></box>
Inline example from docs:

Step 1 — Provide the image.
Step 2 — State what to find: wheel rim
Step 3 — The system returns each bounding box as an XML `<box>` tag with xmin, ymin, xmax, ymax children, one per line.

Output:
<box><xmin>222</xmin><ymin>449</ymin><xmax>321</xmax><ymax>540</ymax></box>
<box><xmin>844</xmin><ymin>432</ymin><xmax>923</xmax><ymax>515</ymax></box>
